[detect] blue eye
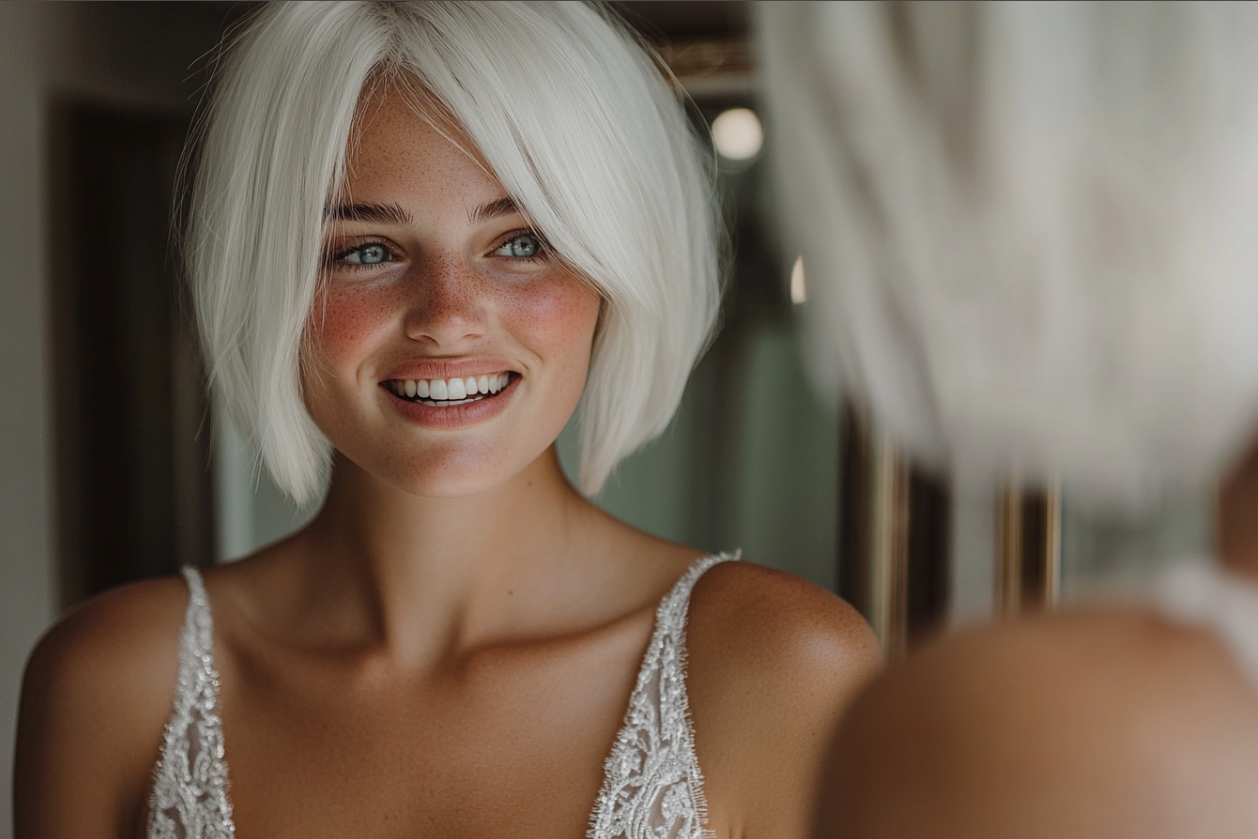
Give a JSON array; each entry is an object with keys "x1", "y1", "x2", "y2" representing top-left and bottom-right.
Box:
[
  {"x1": 342, "y1": 243, "x2": 392, "y2": 265},
  {"x1": 494, "y1": 233, "x2": 544, "y2": 259}
]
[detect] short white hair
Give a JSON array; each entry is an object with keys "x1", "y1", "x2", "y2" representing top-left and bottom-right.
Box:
[{"x1": 189, "y1": 1, "x2": 722, "y2": 505}]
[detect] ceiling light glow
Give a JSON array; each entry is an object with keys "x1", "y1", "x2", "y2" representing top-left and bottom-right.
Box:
[
  {"x1": 790, "y1": 256, "x2": 806, "y2": 304},
  {"x1": 711, "y1": 108, "x2": 764, "y2": 161}
]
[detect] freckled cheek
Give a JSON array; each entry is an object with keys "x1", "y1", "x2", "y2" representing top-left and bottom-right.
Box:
[
  {"x1": 303, "y1": 283, "x2": 408, "y2": 370},
  {"x1": 497, "y1": 279, "x2": 602, "y2": 355}
]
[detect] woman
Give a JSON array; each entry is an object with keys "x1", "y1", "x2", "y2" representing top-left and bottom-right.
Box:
[
  {"x1": 756, "y1": 3, "x2": 1258, "y2": 836},
  {"x1": 14, "y1": 4, "x2": 878, "y2": 838}
]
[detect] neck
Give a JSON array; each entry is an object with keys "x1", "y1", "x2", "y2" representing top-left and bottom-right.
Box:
[
  {"x1": 1216, "y1": 432, "x2": 1258, "y2": 584},
  {"x1": 288, "y1": 445, "x2": 607, "y2": 661}
]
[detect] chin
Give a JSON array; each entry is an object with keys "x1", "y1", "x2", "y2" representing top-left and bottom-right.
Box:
[{"x1": 373, "y1": 446, "x2": 539, "y2": 500}]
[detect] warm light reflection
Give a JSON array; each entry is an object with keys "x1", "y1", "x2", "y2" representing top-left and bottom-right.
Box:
[
  {"x1": 790, "y1": 256, "x2": 806, "y2": 304},
  {"x1": 711, "y1": 107, "x2": 764, "y2": 160}
]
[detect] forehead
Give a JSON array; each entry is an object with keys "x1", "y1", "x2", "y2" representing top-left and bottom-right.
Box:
[{"x1": 342, "y1": 82, "x2": 503, "y2": 211}]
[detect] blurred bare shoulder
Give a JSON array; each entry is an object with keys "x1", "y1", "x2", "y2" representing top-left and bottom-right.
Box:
[
  {"x1": 686, "y1": 559, "x2": 882, "y2": 839},
  {"x1": 823, "y1": 607, "x2": 1258, "y2": 839},
  {"x1": 15, "y1": 574, "x2": 192, "y2": 839}
]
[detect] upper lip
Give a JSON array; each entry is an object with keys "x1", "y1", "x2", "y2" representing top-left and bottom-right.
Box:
[{"x1": 379, "y1": 357, "x2": 518, "y2": 382}]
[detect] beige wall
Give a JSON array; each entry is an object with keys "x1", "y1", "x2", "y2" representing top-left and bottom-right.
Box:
[
  {"x1": 0, "y1": 6, "x2": 61, "y2": 832},
  {"x1": 0, "y1": 5, "x2": 230, "y2": 832}
]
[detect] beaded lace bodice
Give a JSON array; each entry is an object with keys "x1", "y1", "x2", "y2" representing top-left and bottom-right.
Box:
[
  {"x1": 148, "y1": 568, "x2": 234, "y2": 839},
  {"x1": 147, "y1": 553, "x2": 736, "y2": 839}
]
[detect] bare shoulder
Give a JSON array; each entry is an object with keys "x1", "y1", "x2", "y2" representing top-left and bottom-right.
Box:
[
  {"x1": 688, "y1": 560, "x2": 880, "y2": 688},
  {"x1": 826, "y1": 608, "x2": 1258, "y2": 839},
  {"x1": 16, "y1": 574, "x2": 191, "y2": 838},
  {"x1": 685, "y1": 560, "x2": 880, "y2": 839},
  {"x1": 23, "y1": 573, "x2": 190, "y2": 714}
]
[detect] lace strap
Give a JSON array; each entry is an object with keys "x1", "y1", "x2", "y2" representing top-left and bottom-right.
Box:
[
  {"x1": 589, "y1": 551, "x2": 739, "y2": 839},
  {"x1": 180, "y1": 567, "x2": 214, "y2": 671},
  {"x1": 148, "y1": 567, "x2": 236, "y2": 839}
]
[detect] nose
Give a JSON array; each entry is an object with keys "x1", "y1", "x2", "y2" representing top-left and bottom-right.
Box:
[{"x1": 402, "y1": 255, "x2": 488, "y2": 348}]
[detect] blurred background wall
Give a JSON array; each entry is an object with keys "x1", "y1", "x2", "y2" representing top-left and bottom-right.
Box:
[{"x1": 0, "y1": 3, "x2": 252, "y2": 831}]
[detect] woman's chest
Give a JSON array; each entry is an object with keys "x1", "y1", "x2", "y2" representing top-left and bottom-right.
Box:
[
  {"x1": 142, "y1": 562, "x2": 730, "y2": 839},
  {"x1": 203, "y1": 636, "x2": 644, "y2": 838}
]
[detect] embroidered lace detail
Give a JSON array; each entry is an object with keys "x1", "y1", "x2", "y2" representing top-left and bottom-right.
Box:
[
  {"x1": 148, "y1": 554, "x2": 736, "y2": 839},
  {"x1": 589, "y1": 552, "x2": 738, "y2": 839},
  {"x1": 148, "y1": 567, "x2": 236, "y2": 839}
]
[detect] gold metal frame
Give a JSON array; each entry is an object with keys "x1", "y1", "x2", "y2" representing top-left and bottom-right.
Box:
[
  {"x1": 841, "y1": 410, "x2": 1064, "y2": 658},
  {"x1": 868, "y1": 433, "x2": 910, "y2": 656},
  {"x1": 839, "y1": 407, "x2": 949, "y2": 659},
  {"x1": 996, "y1": 483, "x2": 1062, "y2": 615}
]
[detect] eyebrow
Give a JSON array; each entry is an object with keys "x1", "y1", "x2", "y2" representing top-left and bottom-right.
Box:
[
  {"x1": 323, "y1": 202, "x2": 413, "y2": 225},
  {"x1": 323, "y1": 197, "x2": 523, "y2": 227},
  {"x1": 468, "y1": 196, "x2": 522, "y2": 226}
]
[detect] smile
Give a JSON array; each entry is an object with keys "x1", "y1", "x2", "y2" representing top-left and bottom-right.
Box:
[{"x1": 384, "y1": 372, "x2": 515, "y2": 407}]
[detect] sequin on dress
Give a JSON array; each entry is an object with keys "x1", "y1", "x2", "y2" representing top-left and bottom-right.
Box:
[
  {"x1": 148, "y1": 567, "x2": 234, "y2": 839},
  {"x1": 147, "y1": 553, "x2": 737, "y2": 839}
]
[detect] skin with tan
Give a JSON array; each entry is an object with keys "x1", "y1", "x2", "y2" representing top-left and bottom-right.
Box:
[
  {"x1": 14, "y1": 85, "x2": 880, "y2": 839},
  {"x1": 817, "y1": 435, "x2": 1258, "y2": 838}
]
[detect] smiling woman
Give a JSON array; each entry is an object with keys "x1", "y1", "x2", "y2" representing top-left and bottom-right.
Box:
[
  {"x1": 13, "y1": 4, "x2": 878, "y2": 839},
  {"x1": 303, "y1": 93, "x2": 602, "y2": 498}
]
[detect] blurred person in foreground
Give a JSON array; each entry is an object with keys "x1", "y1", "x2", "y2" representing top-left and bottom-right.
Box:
[{"x1": 760, "y1": 3, "x2": 1258, "y2": 837}]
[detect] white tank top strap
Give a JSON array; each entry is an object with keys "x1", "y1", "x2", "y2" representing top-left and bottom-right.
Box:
[
  {"x1": 148, "y1": 566, "x2": 237, "y2": 839},
  {"x1": 588, "y1": 550, "x2": 740, "y2": 839},
  {"x1": 1153, "y1": 559, "x2": 1258, "y2": 688}
]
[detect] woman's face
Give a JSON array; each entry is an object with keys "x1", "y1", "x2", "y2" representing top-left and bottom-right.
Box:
[{"x1": 302, "y1": 85, "x2": 601, "y2": 498}]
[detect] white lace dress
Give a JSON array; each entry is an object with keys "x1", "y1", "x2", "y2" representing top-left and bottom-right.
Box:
[{"x1": 148, "y1": 553, "x2": 737, "y2": 839}]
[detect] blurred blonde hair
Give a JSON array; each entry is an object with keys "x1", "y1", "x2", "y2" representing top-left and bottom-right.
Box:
[{"x1": 760, "y1": 2, "x2": 1258, "y2": 506}]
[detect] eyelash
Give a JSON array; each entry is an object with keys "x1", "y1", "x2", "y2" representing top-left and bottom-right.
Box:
[
  {"x1": 490, "y1": 229, "x2": 551, "y2": 263},
  {"x1": 323, "y1": 230, "x2": 552, "y2": 273},
  {"x1": 326, "y1": 241, "x2": 398, "y2": 273}
]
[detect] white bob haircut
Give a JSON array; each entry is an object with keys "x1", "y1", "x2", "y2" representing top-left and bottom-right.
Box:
[
  {"x1": 760, "y1": 2, "x2": 1258, "y2": 508},
  {"x1": 189, "y1": 1, "x2": 721, "y2": 505}
]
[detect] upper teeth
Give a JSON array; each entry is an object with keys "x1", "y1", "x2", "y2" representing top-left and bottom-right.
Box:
[{"x1": 393, "y1": 373, "x2": 510, "y2": 401}]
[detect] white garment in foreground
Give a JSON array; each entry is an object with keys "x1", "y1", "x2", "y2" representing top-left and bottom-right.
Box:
[
  {"x1": 147, "y1": 555, "x2": 736, "y2": 839},
  {"x1": 1155, "y1": 559, "x2": 1258, "y2": 686}
]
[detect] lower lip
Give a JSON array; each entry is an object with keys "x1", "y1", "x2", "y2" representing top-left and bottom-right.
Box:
[{"x1": 381, "y1": 376, "x2": 519, "y2": 429}]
